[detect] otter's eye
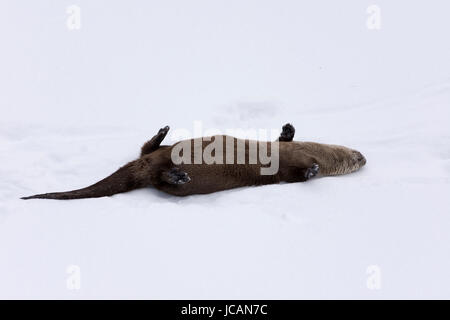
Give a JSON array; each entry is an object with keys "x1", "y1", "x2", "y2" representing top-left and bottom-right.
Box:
[{"x1": 354, "y1": 152, "x2": 366, "y2": 165}]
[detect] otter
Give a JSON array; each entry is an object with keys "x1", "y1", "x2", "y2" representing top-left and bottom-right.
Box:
[{"x1": 21, "y1": 124, "x2": 366, "y2": 200}]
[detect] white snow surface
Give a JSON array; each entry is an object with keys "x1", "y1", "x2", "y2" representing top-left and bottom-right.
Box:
[{"x1": 1, "y1": 1, "x2": 450, "y2": 299}]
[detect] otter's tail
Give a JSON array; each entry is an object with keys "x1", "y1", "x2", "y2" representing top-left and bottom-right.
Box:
[{"x1": 21, "y1": 161, "x2": 145, "y2": 200}]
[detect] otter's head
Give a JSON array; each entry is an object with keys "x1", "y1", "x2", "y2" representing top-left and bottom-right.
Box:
[{"x1": 304, "y1": 143, "x2": 367, "y2": 176}]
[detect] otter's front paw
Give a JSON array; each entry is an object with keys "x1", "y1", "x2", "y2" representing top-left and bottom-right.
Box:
[
  {"x1": 279, "y1": 123, "x2": 295, "y2": 142},
  {"x1": 304, "y1": 163, "x2": 319, "y2": 179}
]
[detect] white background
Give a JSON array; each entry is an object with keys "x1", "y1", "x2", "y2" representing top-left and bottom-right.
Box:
[{"x1": 0, "y1": 0, "x2": 449, "y2": 299}]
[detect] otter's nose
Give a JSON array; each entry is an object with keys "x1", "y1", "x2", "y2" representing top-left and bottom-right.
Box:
[{"x1": 355, "y1": 151, "x2": 366, "y2": 166}]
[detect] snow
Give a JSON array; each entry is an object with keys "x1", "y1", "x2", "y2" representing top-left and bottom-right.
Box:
[{"x1": 1, "y1": 1, "x2": 450, "y2": 299}]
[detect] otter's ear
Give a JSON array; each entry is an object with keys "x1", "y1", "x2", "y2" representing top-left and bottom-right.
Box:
[
  {"x1": 277, "y1": 123, "x2": 295, "y2": 142},
  {"x1": 140, "y1": 126, "x2": 170, "y2": 156}
]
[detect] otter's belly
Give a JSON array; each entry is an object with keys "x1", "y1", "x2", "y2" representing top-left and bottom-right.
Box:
[{"x1": 158, "y1": 164, "x2": 275, "y2": 196}]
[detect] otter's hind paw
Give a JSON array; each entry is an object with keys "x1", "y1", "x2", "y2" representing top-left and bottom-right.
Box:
[
  {"x1": 158, "y1": 125, "x2": 170, "y2": 136},
  {"x1": 163, "y1": 168, "x2": 191, "y2": 185}
]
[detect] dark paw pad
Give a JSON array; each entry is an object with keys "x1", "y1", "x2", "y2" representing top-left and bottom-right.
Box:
[
  {"x1": 279, "y1": 123, "x2": 295, "y2": 142},
  {"x1": 158, "y1": 126, "x2": 170, "y2": 136},
  {"x1": 166, "y1": 168, "x2": 191, "y2": 184},
  {"x1": 304, "y1": 163, "x2": 319, "y2": 179}
]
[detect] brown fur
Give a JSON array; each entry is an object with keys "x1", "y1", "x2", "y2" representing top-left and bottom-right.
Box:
[{"x1": 21, "y1": 125, "x2": 366, "y2": 200}]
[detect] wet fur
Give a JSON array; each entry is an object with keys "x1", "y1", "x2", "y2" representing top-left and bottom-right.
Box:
[{"x1": 21, "y1": 124, "x2": 366, "y2": 199}]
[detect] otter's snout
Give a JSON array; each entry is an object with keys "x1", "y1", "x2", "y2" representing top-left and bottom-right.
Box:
[{"x1": 353, "y1": 151, "x2": 366, "y2": 167}]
